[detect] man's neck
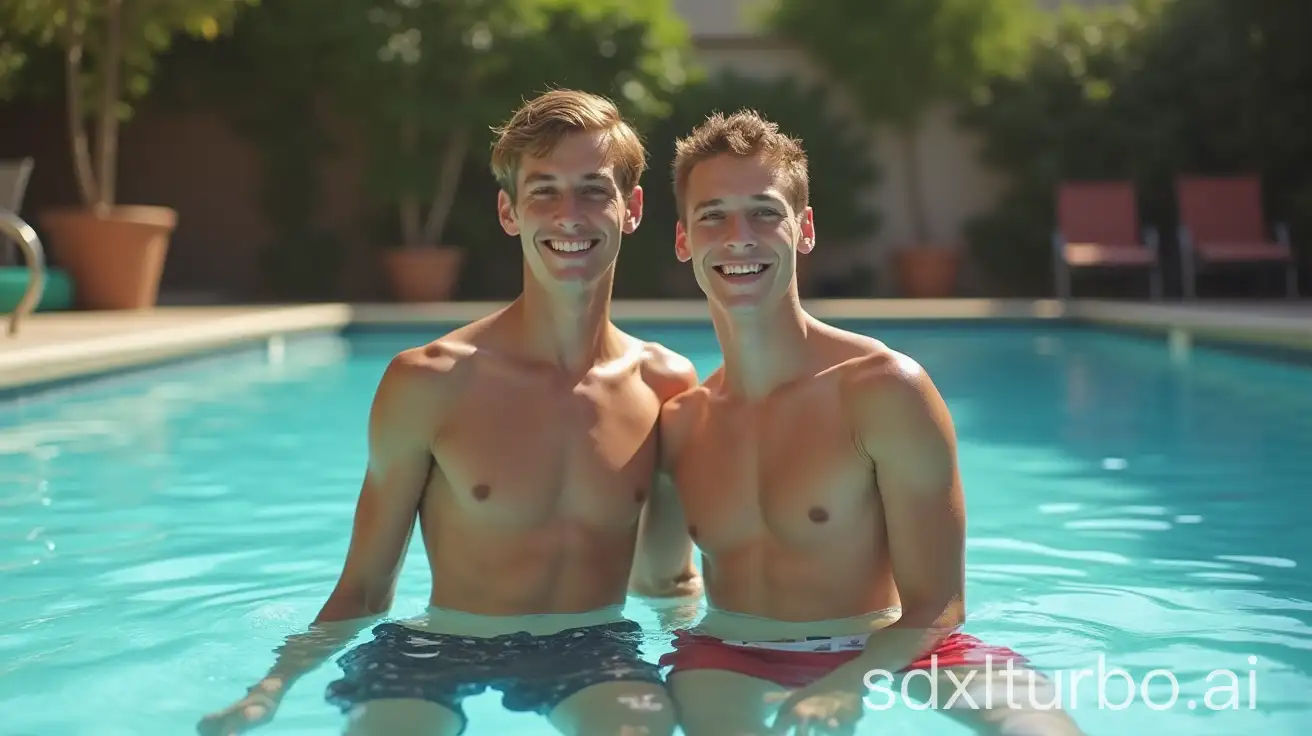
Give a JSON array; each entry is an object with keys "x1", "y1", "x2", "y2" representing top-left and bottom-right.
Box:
[
  {"x1": 514, "y1": 268, "x2": 623, "y2": 374},
  {"x1": 711, "y1": 290, "x2": 814, "y2": 400}
]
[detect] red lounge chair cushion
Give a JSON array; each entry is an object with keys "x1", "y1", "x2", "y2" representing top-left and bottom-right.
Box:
[
  {"x1": 1193, "y1": 240, "x2": 1290, "y2": 262},
  {"x1": 1064, "y1": 242, "x2": 1156, "y2": 266}
]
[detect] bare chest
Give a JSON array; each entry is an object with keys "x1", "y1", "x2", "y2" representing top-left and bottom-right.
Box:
[
  {"x1": 429, "y1": 370, "x2": 662, "y2": 529},
  {"x1": 674, "y1": 390, "x2": 879, "y2": 552}
]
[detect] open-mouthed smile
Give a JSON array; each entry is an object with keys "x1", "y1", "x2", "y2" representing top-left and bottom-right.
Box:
[
  {"x1": 542, "y1": 238, "x2": 600, "y2": 258},
  {"x1": 713, "y1": 262, "x2": 772, "y2": 282}
]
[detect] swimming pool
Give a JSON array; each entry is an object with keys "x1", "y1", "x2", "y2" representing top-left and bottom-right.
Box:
[{"x1": 2, "y1": 320, "x2": 1310, "y2": 735}]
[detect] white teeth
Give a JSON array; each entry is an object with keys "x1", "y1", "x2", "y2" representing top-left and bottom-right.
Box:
[
  {"x1": 548, "y1": 240, "x2": 593, "y2": 253},
  {"x1": 720, "y1": 263, "x2": 764, "y2": 275}
]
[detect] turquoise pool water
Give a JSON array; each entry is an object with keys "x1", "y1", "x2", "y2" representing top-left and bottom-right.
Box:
[{"x1": 2, "y1": 321, "x2": 1310, "y2": 735}]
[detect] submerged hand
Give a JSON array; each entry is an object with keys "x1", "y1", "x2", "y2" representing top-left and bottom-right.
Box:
[
  {"x1": 196, "y1": 685, "x2": 282, "y2": 735},
  {"x1": 770, "y1": 683, "x2": 863, "y2": 736}
]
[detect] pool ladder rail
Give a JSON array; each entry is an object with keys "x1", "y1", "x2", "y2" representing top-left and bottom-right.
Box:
[{"x1": 0, "y1": 207, "x2": 45, "y2": 337}]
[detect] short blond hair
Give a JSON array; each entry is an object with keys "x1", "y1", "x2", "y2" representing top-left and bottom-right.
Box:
[
  {"x1": 672, "y1": 109, "x2": 809, "y2": 221},
  {"x1": 490, "y1": 89, "x2": 647, "y2": 198}
]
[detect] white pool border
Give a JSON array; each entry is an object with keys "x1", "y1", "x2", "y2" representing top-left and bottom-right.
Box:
[{"x1": 2, "y1": 299, "x2": 1310, "y2": 393}]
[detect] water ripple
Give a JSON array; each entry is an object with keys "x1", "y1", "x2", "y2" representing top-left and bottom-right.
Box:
[{"x1": 3, "y1": 328, "x2": 1312, "y2": 734}]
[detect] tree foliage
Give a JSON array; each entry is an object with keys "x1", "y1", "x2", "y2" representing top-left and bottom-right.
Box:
[
  {"x1": 764, "y1": 0, "x2": 1036, "y2": 246},
  {"x1": 960, "y1": 0, "x2": 1312, "y2": 295},
  {"x1": 0, "y1": 0, "x2": 255, "y2": 208},
  {"x1": 324, "y1": 0, "x2": 694, "y2": 250},
  {"x1": 765, "y1": 0, "x2": 1036, "y2": 129}
]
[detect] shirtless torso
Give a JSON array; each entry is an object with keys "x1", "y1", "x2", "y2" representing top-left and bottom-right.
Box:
[
  {"x1": 659, "y1": 325, "x2": 910, "y2": 632},
  {"x1": 660, "y1": 321, "x2": 1086, "y2": 736},
  {"x1": 200, "y1": 89, "x2": 704, "y2": 736},
  {"x1": 358, "y1": 311, "x2": 699, "y2": 620},
  {"x1": 657, "y1": 109, "x2": 1083, "y2": 735},
  {"x1": 302, "y1": 308, "x2": 700, "y2": 736}
]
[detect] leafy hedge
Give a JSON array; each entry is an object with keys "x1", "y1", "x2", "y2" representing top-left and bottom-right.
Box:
[
  {"x1": 2, "y1": 0, "x2": 887, "y2": 300},
  {"x1": 151, "y1": 0, "x2": 696, "y2": 299},
  {"x1": 960, "y1": 0, "x2": 1312, "y2": 296}
]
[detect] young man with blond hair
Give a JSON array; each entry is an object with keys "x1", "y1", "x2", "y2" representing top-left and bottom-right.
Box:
[
  {"x1": 198, "y1": 89, "x2": 701, "y2": 736},
  {"x1": 655, "y1": 109, "x2": 1085, "y2": 735}
]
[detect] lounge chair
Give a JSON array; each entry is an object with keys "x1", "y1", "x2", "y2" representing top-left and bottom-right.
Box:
[
  {"x1": 1052, "y1": 180, "x2": 1162, "y2": 299},
  {"x1": 1176, "y1": 175, "x2": 1299, "y2": 299}
]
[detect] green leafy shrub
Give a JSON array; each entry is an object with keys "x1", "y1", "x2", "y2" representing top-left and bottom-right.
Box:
[
  {"x1": 961, "y1": 0, "x2": 1312, "y2": 295},
  {"x1": 155, "y1": 0, "x2": 695, "y2": 299},
  {"x1": 1, "y1": 0, "x2": 256, "y2": 210},
  {"x1": 764, "y1": 0, "x2": 1034, "y2": 255},
  {"x1": 327, "y1": 0, "x2": 693, "y2": 257}
]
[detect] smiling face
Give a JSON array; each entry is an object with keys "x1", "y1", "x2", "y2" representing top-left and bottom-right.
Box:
[
  {"x1": 675, "y1": 152, "x2": 814, "y2": 312},
  {"x1": 497, "y1": 130, "x2": 643, "y2": 290}
]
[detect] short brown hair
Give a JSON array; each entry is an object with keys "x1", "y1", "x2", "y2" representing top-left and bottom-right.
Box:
[
  {"x1": 490, "y1": 89, "x2": 647, "y2": 198},
  {"x1": 672, "y1": 109, "x2": 809, "y2": 222}
]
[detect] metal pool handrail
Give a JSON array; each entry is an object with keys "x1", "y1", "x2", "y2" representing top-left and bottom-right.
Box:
[{"x1": 1, "y1": 207, "x2": 45, "y2": 337}]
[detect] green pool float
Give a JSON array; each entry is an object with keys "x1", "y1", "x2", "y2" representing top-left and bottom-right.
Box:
[{"x1": 0, "y1": 266, "x2": 74, "y2": 312}]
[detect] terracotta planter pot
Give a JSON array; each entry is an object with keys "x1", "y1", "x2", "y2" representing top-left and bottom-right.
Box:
[
  {"x1": 894, "y1": 248, "x2": 959, "y2": 298},
  {"x1": 39, "y1": 205, "x2": 177, "y2": 310},
  {"x1": 382, "y1": 247, "x2": 464, "y2": 302}
]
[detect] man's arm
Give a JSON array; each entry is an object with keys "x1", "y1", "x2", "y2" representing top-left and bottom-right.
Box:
[
  {"x1": 198, "y1": 348, "x2": 450, "y2": 734},
  {"x1": 630, "y1": 347, "x2": 702, "y2": 600},
  {"x1": 315, "y1": 349, "x2": 445, "y2": 623},
  {"x1": 630, "y1": 464, "x2": 701, "y2": 599},
  {"x1": 811, "y1": 353, "x2": 965, "y2": 689}
]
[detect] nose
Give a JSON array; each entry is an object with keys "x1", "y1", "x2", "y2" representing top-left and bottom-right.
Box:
[
  {"x1": 553, "y1": 194, "x2": 583, "y2": 231},
  {"x1": 724, "y1": 213, "x2": 756, "y2": 251}
]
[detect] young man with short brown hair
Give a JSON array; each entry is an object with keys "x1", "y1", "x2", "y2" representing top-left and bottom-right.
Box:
[
  {"x1": 199, "y1": 89, "x2": 700, "y2": 736},
  {"x1": 656, "y1": 109, "x2": 1084, "y2": 735}
]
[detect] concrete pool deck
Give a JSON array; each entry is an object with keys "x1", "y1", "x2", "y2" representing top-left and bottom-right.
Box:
[{"x1": 2, "y1": 299, "x2": 1311, "y2": 392}]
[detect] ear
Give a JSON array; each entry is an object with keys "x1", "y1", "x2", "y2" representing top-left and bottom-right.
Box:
[
  {"x1": 622, "y1": 185, "x2": 644, "y2": 234},
  {"x1": 674, "y1": 219, "x2": 691, "y2": 263},
  {"x1": 797, "y1": 206, "x2": 816, "y2": 254},
  {"x1": 497, "y1": 189, "x2": 519, "y2": 236}
]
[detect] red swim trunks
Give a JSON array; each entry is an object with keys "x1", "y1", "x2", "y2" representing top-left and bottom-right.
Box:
[{"x1": 658, "y1": 630, "x2": 1027, "y2": 690}]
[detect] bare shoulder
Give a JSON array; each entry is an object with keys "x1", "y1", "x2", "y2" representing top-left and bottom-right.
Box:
[
  {"x1": 638, "y1": 340, "x2": 700, "y2": 403},
  {"x1": 373, "y1": 335, "x2": 477, "y2": 426},
  {"x1": 386, "y1": 337, "x2": 471, "y2": 387},
  {"x1": 835, "y1": 340, "x2": 955, "y2": 463},
  {"x1": 838, "y1": 341, "x2": 932, "y2": 403},
  {"x1": 631, "y1": 342, "x2": 703, "y2": 457}
]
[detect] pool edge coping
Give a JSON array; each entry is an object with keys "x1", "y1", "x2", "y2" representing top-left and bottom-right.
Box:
[{"x1": 3, "y1": 299, "x2": 1310, "y2": 395}]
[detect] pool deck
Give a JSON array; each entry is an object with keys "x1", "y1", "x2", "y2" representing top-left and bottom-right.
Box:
[{"x1": 2, "y1": 299, "x2": 1310, "y2": 391}]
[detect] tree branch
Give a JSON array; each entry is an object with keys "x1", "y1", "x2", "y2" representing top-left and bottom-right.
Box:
[
  {"x1": 63, "y1": 0, "x2": 98, "y2": 208},
  {"x1": 95, "y1": 0, "x2": 124, "y2": 210},
  {"x1": 420, "y1": 126, "x2": 470, "y2": 247}
]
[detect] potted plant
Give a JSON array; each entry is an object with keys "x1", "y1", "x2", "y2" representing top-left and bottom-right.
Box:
[
  {"x1": 336, "y1": 0, "x2": 692, "y2": 302},
  {"x1": 7, "y1": 0, "x2": 252, "y2": 310},
  {"x1": 325, "y1": 0, "x2": 525, "y2": 302},
  {"x1": 767, "y1": 0, "x2": 1034, "y2": 297}
]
